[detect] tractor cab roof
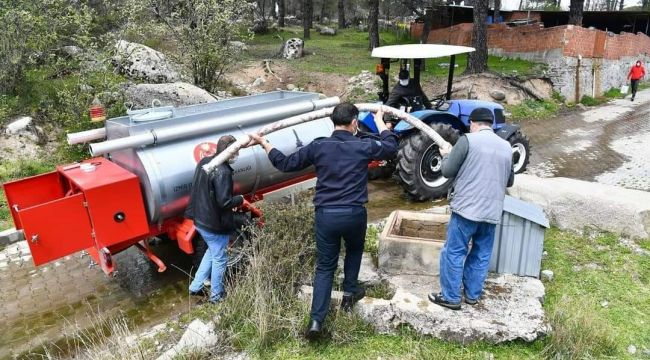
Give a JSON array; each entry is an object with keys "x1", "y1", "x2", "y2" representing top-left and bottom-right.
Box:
[{"x1": 371, "y1": 44, "x2": 475, "y2": 59}]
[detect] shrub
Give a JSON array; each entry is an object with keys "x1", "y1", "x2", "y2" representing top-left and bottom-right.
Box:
[
  {"x1": 124, "y1": 0, "x2": 254, "y2": 93},
  {"x1": 580, "y1": 95, "x2": 601, "y2": 106}
]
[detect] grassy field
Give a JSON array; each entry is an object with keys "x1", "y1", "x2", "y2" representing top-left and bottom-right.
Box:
[
  {"x1": 235, "y1": 228, "x2": 649, "y2": 360},
  {"x1": 247, "y1": 27, "x2": 543, "y2": 79}
]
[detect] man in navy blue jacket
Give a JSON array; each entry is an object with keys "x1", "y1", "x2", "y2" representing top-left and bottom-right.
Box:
[{"x1": 249, "y1": 103, "x2": 398, "y2": 339}]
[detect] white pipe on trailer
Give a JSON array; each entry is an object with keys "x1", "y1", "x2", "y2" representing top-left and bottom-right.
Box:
[
  {"x1": 66, "y1": 128, "x2": 107, "y2": 145},
  {"x1": 203, "y1": 103, "x2": 452, "y2": 173},
  {"x1": 89, "y1": 97, "x2": 341, "y2": 156}
]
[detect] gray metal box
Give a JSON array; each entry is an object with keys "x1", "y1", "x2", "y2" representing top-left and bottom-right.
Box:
[{"x1": 489, "y1": 196, "x2": 549, "y2": 278}]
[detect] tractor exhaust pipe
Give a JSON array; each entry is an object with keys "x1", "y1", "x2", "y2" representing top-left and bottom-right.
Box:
[
  {"x1": 203, "y1": 103, "x2": 452, "y2": 173},
  {"x1": 89, "y1": 97, "x2": 341, "y2": 156}
]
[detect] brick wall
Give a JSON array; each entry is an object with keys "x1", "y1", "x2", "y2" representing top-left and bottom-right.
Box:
[{"x1": 414, "y1": 22, "x2": 650, "y2": 62}]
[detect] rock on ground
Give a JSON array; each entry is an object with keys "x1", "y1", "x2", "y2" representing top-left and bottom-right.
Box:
[
  {"x1": 114, "y1": 40, "x2": 181, "y2": 83},
  {"x1": 123, "y1": 82, "x2": 217, "y2": 109},
  {"x1": 344, "y1": 70, "x2": 381, "y2": 102},
  {"x1": 338, "y1": 252, "x2": 381, "y2": 286},
  {"x1": 1, "y1": 116, "x2": 50, "y2": 161},
  {"x1": 282, "y1": 38, "x2": 304, "y2": 60},
  {"x1": 157, "y1": 319, "x2": 219, "y2": 360},
  {"x1": 424, "y1": 73, "x2": 552, "y2": 105},
  {"x1": 320, "y1": 27, "x2": 337, "y2": 36},
  {"x1": 299, "y1": 273, "x2": 548, "y2": 344},
  {"x1": 508, "y1": 174, "x2": 650, "y2": 239}
]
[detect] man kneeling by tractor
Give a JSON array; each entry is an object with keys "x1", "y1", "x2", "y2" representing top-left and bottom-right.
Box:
[{"x1": 359, "y1": 44, "x2": 531, "y2": 201}]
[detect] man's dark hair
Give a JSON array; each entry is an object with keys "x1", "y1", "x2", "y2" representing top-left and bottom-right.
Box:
[
  {"x1": 468, "y1": 108, "x2": 494, "y2": 125},
  {"x1": 217, "y1": 135, "x2": 237, "y2": 154},
  {"x1": 331, "y1": 103, "x2": 359, "y2": 126},
  {"x1": 399, "y1": 69, "x2": 409, "y2": 80}
]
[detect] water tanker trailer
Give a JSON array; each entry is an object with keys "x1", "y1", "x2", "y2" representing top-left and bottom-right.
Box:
[{"x1": 3, "y1": 91, "x2": 339, "y2": 275}]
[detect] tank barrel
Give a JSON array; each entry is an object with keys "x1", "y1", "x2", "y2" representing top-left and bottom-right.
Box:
[
  {"x1": 89, "y1": 97, "x2": 340, "y2": 156},
  {"x1": 67, "y1": 128, "x2": 107, "y2": 145}
]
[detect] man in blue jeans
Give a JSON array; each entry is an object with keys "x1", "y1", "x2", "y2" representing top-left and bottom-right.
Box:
[
  {"x1": 249, "y1": 103, "x2": 398, "y2": 339},
  {"x1": 185, "y1": 135, "x2": 245, "y2": 304},
  {"x1": 430, "y1": 108, "x2": 514, "y2": 310}
]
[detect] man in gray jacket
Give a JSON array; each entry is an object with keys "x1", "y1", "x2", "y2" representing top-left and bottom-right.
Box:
[{"x1": 429, "y1": 108, "x2": 514, "y2": 310}]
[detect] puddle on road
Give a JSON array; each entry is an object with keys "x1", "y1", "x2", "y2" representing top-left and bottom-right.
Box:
[{"x1": 1, "y1": 177, "x2": 433, "y2": 358}]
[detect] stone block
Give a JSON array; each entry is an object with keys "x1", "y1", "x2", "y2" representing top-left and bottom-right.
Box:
[
  {"x1": 379, "y1": 210, "x2": 449, "y2": 276},
  {"x1": 508, "y1": 174, "x2": 650, "y2": 239}
]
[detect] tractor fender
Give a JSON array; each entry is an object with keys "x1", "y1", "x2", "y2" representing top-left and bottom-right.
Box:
[
  {"x1": 394, "y1": 110, "x2": 467, "y2": 133},
  {"x1": 494, "y1": 124, "x2": 521, "y2": 140}
]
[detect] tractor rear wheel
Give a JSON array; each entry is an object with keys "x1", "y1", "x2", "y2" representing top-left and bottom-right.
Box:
[
  {"x1": 397, "y1": 124, "x2": 460, "y2": 201},
  {"x1": 508, "y1": 131, "x2": 531, "y2": 174}
]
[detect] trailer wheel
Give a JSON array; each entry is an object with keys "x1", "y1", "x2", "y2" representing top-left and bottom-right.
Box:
[
  {"x1": 397, "y1": 123, "x2": 460, "y2": 201},
  {"x1": 191, "y1": 225, "x2": 251, "y2": 273}
]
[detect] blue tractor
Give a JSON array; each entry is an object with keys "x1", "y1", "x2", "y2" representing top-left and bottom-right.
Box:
[{"x1": 359, "y1": 44, "x2": 530, "y2": 201}]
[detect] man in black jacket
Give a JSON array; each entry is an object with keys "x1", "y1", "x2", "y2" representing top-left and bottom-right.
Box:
[
  {"x1": 385, "y1": 69, "x2": 433, "y2": 111},
  {"x1": 249, "y1": 103, "x2": 398, "y2": 339},
  {"x1": 186, "y1": 135, "x2": 244, "y2": 304}
]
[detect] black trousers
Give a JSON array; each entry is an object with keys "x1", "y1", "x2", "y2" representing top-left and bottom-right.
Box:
[
  {"x1": 631, "y1": 79, "x2": 639, "y2": 97},
  {"x1": 310, "y1": 206, "x2": 367, "y2": 322}
]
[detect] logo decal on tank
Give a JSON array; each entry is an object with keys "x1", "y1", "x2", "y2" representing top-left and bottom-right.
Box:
[{"x1": 193, "y1": 142, "x2": 217, "y2": 162}]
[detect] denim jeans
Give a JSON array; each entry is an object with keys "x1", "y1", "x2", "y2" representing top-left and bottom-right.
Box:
[
  {"x1": 189, "y1": 226, "x2": 229, "y2": 302},
  {"x1": 439, "y1": 212, "x2": 496, "y2": 304},
  {"x1": 311, "y1": 206, "x2": 367, "y2": 323}
]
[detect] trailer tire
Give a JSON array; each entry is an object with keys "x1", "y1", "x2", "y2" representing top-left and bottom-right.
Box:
[
  {"x1": 397, "y1": 123, "x2": 460, "y2": 201},
  {"x1": 191, "y1": 221, "x2": 251, "y2": 275}
]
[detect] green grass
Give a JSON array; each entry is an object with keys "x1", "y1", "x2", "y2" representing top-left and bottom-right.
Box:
[
  {"x1": 507, "y1": 99, "x2": 561, "y2": 120},
  {"x1": 245, "y1": 228, "x2": 649, "y2": 359},
  {"x1": 603, "y1": 87, "x2": 623, "y2": 99},
  {"x1": 247, "y1": 27, "x2": 541, "y2": 79}
]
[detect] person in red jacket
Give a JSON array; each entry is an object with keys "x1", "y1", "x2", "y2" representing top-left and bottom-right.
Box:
[{"x1": 627, "y1": 60, "x2": 646, "y2": 101}]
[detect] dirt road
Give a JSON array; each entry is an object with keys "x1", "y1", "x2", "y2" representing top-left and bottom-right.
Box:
[{"x1": 522, "y1": 89, "x2": 650, "y2": 191}]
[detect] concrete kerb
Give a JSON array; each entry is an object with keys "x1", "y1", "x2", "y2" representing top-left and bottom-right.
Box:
[{"x1": 508, "y1": 174, "x2": 650, "y2": 239}]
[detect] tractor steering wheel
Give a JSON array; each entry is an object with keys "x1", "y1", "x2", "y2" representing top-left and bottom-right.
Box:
[{"x1": 432, "y1": 96, "x2": 446, "y2": 110}]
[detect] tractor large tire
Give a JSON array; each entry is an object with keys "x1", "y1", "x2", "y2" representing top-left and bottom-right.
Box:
[
  {"x1": 508, "y1": 130, "x2": 531, "y2": 174},
  {"x1": 397, "y1": 124, "x2": 461, "y2": 201}
]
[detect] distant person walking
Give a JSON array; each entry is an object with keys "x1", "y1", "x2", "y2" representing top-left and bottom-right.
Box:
[{"x1": 627, "y1": 60, "x2": 646, "y2": 101}]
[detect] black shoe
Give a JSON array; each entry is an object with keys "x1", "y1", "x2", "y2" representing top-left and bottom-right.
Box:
[
  {"x1": 632, "y1": 96, "x2": 635, "y2": 101},
  {"x1": 305, "y1": 319, "x2": 322, "y2": 340},
  {"x1": 428, "y1": 292, "x2": 461, "y2": 310},
  {"x1": 341, "y1": 287, "x2": 366, "y2": 312},
  {"x1": 464, "y1": 296, "x2": 479, "y2": 306},
  {"x1": 189, "y1": 288, "x2": 208, "y2": 297}
]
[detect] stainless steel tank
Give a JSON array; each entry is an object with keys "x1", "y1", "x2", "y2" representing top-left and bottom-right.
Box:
[{"x1": 102, "y1": 91, "x2": 335, "y2": 223}]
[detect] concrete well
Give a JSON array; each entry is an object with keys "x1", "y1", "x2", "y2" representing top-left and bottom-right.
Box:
[{"x1": 378, "y1": 210, "x2": 450, "y2": 276}]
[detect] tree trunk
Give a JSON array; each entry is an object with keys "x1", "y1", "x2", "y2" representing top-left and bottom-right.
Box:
[
  {"x1": 568, "y1": 0, "x2": 585, "y2": 26},
  {"x1": 494, "y1": 0, "x2": 501, "y2": 23},
  {"x1": 465, "y1": 0, "x2": 488, "y2": 74},
  {"x1": 368, "y1": 0, "x2": 380, "y2": 49},
  {"x1": 320, "y1": 0, "x2": 327, "y2": 23},
  {"x1": 303, "y1": 0, "x2": 312, "y2": 38},
  {"x1": 338, "y1": 0, "x2": 346, "y2": 28},
  {"x1": 619, "y1": 0, "x2": 624, "y2": 10},
  {"x1": 419, "y1": 7, "x2": 433, "y2": 43},
  {"x1": 279, "y1": 0, "x2": 285, "y2": 27}
]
